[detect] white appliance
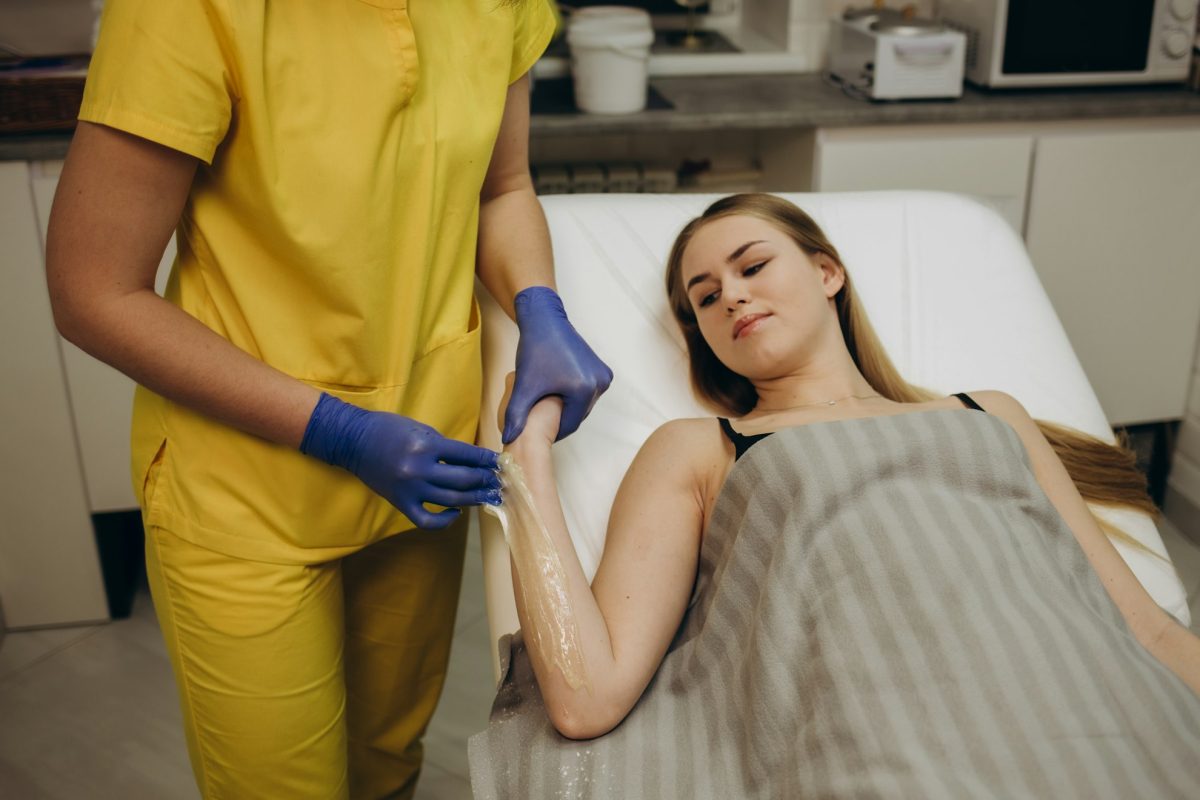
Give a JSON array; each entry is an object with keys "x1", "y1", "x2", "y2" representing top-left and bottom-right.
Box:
[
  {"x1": 938, "y1": 0, "x2": 1196, "y2": 88},
  {"x1": 829, "y1": 13, "x2": 968, "y2": 100},
  {"x1": 533, "y1": 0, "x2": 835, "y2": 78}
]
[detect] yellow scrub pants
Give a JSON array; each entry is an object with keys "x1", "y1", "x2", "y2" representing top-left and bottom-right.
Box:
[{"x1": 144, "y1": 519, "x2": 467, "y2": 799}]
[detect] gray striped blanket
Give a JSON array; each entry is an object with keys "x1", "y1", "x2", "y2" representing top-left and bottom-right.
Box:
[{"x1": 468, "y1": 408, "x2": 1200, "y2": 798}]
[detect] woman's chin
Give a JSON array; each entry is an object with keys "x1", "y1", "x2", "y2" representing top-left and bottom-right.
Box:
[
  {"x1": 723, "y1": 348, "x2": 791, "y2": 381},
  {"x1": 725, "y1": 363, "x2": 781, "y2": 383}
]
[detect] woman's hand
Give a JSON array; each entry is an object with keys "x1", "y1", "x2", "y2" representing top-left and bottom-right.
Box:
[{"x1": 499, "y1": 371, "x2": 563, "y2": 448}]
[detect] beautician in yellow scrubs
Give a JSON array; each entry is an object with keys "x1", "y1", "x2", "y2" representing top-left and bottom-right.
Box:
[{"x1": 44, "y1": 1, "x2": 610, "y2": 797}]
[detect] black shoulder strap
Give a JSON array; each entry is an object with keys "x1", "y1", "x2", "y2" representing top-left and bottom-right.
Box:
[
  {"x1": 716, "y1": 417, "x2": 740, "y2": 443},
  {"x1": 717, "y1": 417, "x2": 771, "y2": 461},
  {"x1": 954, "y1": 392, "x2": 986, "y2": 412}
]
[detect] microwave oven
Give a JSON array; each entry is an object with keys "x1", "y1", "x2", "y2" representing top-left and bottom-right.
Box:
[{"x1": 937, "y1": 0, "x2": 1196, "y2": 88}]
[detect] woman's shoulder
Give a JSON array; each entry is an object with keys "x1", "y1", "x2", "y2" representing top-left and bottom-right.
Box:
[
  {"x1": 956, "y1": 390, "x2": 1040, "y2": 444},
  {"x1": 636, "y1": 417, "x2": 734, "y2": 484},
  {"x1": 613, "y1": 418, "x2": 728, "y2": 520},
  {"x1": 636, "y1": 418, "x2": 738, "y2": 524},
  {"x1": 644, "y1": 416, "x2": 729, "y2": 455},
  {"x1": 958, "y1": 389, "x2": 1030, "y2": 419}
]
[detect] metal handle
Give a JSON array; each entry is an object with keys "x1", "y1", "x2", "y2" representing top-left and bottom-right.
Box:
[{"x1": 893, "y1": 42, "x2": 954, "y2": 66}]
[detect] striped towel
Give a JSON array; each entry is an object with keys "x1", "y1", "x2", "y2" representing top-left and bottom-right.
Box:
[{"x1": 469, "y1": 409, "x2": 1200, "y2": 798}]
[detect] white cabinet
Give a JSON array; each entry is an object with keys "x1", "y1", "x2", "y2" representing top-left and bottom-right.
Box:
[
  {"x1": 0, "y1": 157, "x2": 176, "y2": 628},
  {"x1": 759, "y1": 125, "x2": 1035, "y2": 233},
  {"x1": 28, "y1": 162, "x2": 175, "y2": 512},
  {"x1": 812, "y1": 126, "x2": 1034, "y2": 234},
  {"x1": 777, "y1": 117, "x2": 1200, "y2": 426},
  {"x1": 1024, "y1": 125, "x2": 1200, "y2": 426},
  {"x1": 0, "y1": 160, "x2": 108, "y2": 629}
]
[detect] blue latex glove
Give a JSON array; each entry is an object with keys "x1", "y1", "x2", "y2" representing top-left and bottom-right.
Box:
[
  {"x1": 300, "y1": 393, "x2": 501, "y2": 530},
  {"x1": 503, "y1": 286, "x2": 613, "y2": 444}
]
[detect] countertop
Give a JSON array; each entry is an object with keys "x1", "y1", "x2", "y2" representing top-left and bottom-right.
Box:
[
  {"x1": 5, "y1": 72, "x2": 1200, "y2": 161},
  {"x1": 530, "y1": 73, "x2": 1200, "y2": 135}
]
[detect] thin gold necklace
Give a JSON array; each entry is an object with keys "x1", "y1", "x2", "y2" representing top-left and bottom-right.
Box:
[{"x1": 757, "y1": 392, "x2": 883, "y2": 413}]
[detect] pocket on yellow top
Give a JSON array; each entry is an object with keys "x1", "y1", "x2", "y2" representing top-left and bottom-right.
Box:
[
  {"x1": 136, "y1": 301, "x2": 484, "y2": 565},
  {"x1": 140, "y1": 438, "x2": 169, "y2": 518}
]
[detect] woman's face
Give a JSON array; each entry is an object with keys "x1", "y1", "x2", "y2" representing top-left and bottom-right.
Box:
[{"x1": 679, "y1": 214, "x2": 844, "y2": 380}]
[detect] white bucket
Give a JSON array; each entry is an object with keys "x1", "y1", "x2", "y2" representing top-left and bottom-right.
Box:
[{"x1": 566, "y1": 7, "x2": 654, "y2": 115}]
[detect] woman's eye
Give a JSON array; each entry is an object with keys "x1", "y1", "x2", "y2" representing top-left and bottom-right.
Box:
[
  {"x1": 698, "y1": 291, "x2": 718, "y2": 308},
  {"x1": 744, "y1": 261, "x2": 766, "y2": 276}
]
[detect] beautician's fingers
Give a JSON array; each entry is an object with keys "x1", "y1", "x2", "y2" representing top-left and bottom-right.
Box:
[
  {"x1": 434, "y1": 438, "x2": 501, "y2": 470},
  {"x1": 555, "y1": 394, "x2": 597, "y2": 442},
  {"x1": 497, "y1": 371, "x2": 517, "y2": 436},
  {"x1": 402, "y1": 500, "x2": 462, "y2": 530},
  {"x1": 502, "y1": 377, "x2": 542, "y2": 444},
  {"x1": 427, "y1": 462, "x2": 502, "y2": 492},
  {"x1": 301, "y1": 396, "x2": 496, "y2": 524},
  {"x1": 420, "y1": 484, "x2": 502, "y2": 511},
  {"x1": 505, "y1": 285, "x2": 613, "y2": 444},
  {"x1": 505, "y1": 387, "x2": 567, "y2": 445}
]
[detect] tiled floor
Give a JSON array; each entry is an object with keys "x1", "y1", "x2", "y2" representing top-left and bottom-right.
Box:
[
  {"x1": 0, "y1": 518, "x2": 495, "y2": 800},
  {"x1": 1, "y1": 515, "x2": 1199, "y2": 799}
]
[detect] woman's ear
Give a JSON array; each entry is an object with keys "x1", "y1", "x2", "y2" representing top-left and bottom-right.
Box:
[{"x1": 816, "y1": 255, "x2": 846, "y2": 298}]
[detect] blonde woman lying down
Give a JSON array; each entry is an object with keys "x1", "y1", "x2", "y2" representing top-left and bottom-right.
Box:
[{"x1": 468, "y1": 194, "x2": 1200, "y2": 799}]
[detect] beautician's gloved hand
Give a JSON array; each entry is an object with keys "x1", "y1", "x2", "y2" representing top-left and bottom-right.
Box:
[
  {"x1": 503, "y1": 286, "x2": 613, "y2": 444},
  {"x1": 301, "y1": 393, "x2": 501, "y2": 530}
]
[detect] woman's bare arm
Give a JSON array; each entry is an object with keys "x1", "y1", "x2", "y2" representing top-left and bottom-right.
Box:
[
  {"x1": 504, "y1": 398, "x2": 717, "y2": 738},
  {"x1": 975, "y1": 390, "x2": 1200, "y2": 695},
  {"x1": 46, "y1": 121, "x2": 319, "y2": 446}
]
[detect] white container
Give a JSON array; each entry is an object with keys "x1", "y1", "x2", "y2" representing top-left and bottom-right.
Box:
[{"x1": 566, "y1": 7, "x2": 654, "y2": 115}]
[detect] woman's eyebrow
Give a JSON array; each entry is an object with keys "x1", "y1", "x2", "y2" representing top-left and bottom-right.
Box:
[
  {"x1": 726, "y1": 239, "x2": 766, "y2": 263},
  {"x1": 685, "y1": 240, "x2": 767, "y2": 291}
]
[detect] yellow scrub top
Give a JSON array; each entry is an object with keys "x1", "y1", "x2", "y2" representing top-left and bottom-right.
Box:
[{"x1": 79, "y1": 0, "x2": 556, "y2": 563}]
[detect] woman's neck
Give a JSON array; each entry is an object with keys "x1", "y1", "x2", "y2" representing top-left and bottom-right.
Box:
[{"x1": 747, "y1": 354, "x2": 879, "y2": 419}]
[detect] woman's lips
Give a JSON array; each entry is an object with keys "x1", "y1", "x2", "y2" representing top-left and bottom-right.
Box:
[{"x1": 733, "y1": 313, "x2": 769, "y2": 339}]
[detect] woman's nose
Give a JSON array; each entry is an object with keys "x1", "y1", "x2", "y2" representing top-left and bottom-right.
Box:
[{"x1": 725, "y1": 295, "x2": 749, "y2": 314}]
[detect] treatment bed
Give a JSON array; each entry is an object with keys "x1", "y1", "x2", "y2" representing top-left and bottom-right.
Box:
[
  {"x1": 473, "y1": 190, "x2": 1191, "y2": 681},
  {"x1": 465, "y1": 191, "x2": 1200, "y2": 798}
]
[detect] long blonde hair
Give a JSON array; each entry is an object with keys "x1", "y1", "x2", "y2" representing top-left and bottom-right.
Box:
[{"x1": 664, "y1": 194, "x2": 1157, "y2": 548}]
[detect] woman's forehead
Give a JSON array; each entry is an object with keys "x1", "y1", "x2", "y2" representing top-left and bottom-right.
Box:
[{"x1": 682, "y1": 216, "x2": 785, "y2": 276}]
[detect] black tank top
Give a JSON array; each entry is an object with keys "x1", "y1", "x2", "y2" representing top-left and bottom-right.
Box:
[{"x1": 718, "y1": 392, "x2": 987, "y2": 461}]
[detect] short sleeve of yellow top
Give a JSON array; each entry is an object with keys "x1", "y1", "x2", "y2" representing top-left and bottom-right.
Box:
[{"x1": 79, "y1": 0, "x2": 556, "y2": 564}]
